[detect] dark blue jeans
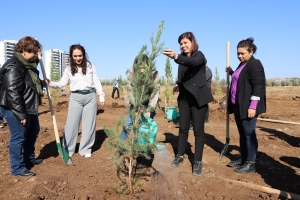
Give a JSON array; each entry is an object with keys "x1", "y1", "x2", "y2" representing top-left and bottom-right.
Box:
[
  {"x1": 0, "y1": 110, "x2": 3, "y2": 123},
  {"x1": 0, "y1": 106, "x2": 40, "y2": 174},
  {"x1": 233, "y1": 104, "x2": 258, "y2": 162}
]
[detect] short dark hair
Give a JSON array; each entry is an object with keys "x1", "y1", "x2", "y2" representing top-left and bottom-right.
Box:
[
  {"x1": 237, "y1": 37, "x2": 257, "y2": 54},
  {"x1": 14, "y1": 36, "x2": 42, "y2": 53},
  {"x1": 178, "y1": 32, "x2": 199, "y2": 54}
]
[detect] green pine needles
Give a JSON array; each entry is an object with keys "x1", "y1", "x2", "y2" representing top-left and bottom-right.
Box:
[{"x1": 105, "y1": 21, "x2": 165, "y2": 195}]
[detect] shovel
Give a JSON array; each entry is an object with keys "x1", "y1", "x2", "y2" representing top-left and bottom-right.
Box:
[
  {"x1": 219, "y1": 41, "x2": 230, "y2": 160},
  {"x1": 38, "y1": 54, "x2": 72, "y2": 165}
]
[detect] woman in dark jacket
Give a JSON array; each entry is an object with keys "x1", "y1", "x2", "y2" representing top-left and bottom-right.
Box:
[
  {"x1": 226, "y1": 37, "x2": 266, "y2": 174},
  {"x1": 163, "y1": 32, "x2": 214, "y2": 176},
  {"x1": 0, "y1": 36, "x2": 44, "y2": 176}
]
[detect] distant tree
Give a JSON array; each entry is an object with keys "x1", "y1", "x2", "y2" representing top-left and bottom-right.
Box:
[
  {"x1": 266, "y1": 79, "x2": 271, "y2": 86},
  {"x1": 213, "y1": 67, "x2": 222, "y2": 104},
  {"x1": 281, "y1": 79, "x2": 290, "y2": 86},
  {"x1": 50, "y1": 56, "x2": 60, "y2": 81},
  {"x1": 159, "y1": 76, "x2": 165, "y2": 86},
  {"x1": 49, "y1": 56, "x2": 60, "y2": 104},
  {"x1": 271, "y1": 80, "x2": 279, "y2": 87},
  {"x1": 163, "y1": 58, "x2": 173, "y2": 107},
  {"x1": 292, "y1": 78, "x2": 299, "y2": 86}
]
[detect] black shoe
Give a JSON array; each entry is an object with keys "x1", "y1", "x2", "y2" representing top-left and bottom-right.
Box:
[
  {"x1": 14, "y1": 169, "x2": 36, "y2": 177},
  {"x1": 234, "y1": 161, "x2": 256, "y2": 174},
  {"x1": 171, "y1": 154, "x2": 184, "y2": 168},
  {"x1": 192, "y1": 161, "x2": 202, "y2": 176},
  {"x1": 26, "y1": 159, "x2": 44, "y2": 168},
  {"x1": 227, "y1": 158, "x2": 245, "y2": 168},
  {"x1": 33, "y1": 159, "x2": 44, "y2": 166}
]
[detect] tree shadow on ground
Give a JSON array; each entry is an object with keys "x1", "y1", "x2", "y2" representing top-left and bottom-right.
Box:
[
  {"x1": 280, "y1": 156, "x2": 300, "y2": 168},
  {"x1": 205, "y1": 131, "x2": 300, "y2": 194},
  {"x1": 97, "y1": 109, "x2": 105, "y2": 115},
  {"x1": 38, "y1": 139, "x2": 59, "y2": 159},
  {"x1": 92, "y1": 129, "x2": 107, "y2": 152},
  {"x1": 161, "y1": 132, "x2": 194, "y2": 164},
  {"x1": 204, "y1": 132, "x2": 240, "y2": 161},
  {"x1": 256, "y1": 152, "x2": 300, "y2": 194},
  {"x1": 257, "y1": 126, "x2": 300, "y2": 147},
  {"x1": 38, "y1": 129, "x2": 107, "y2": 159}
]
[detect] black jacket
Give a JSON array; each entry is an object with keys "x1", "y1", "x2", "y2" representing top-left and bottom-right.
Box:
[
  {"x1": 228, "y1": 56, "x2": 266, "y2": 119},
  {"x1": 176, "y1": 51, "x2": 214, "y2": 107},
  {"x1": 206, "y1": 66, "x2": 212, "y2": 89},
  {"x1": 0, "y1": 56, "x2": 42, "y2": 120}
]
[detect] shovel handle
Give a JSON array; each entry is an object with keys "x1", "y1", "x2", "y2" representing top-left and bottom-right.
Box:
[
  {"x1": 38, "y1": 54, "x2": 61, "y2": 144},
  {"x1": 226, "y1": 42, "x2": 230, "y2": 139}
]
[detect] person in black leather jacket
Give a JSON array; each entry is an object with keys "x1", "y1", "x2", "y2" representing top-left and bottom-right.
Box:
[{"x1": 0, "y1": 36, "x2": 44, "y2": 177}]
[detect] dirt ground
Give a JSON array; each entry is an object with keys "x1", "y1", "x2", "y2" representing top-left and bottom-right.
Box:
[{"x1": 0, "y1": 86, "x2": 299, "y2": 200}]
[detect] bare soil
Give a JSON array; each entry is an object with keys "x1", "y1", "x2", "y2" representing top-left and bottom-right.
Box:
[{"x1": 0, "y1": 86, "x2": 299, "y2": 200}]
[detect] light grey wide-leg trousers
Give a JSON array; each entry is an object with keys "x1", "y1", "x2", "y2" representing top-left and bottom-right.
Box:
[{"x1": 62, "y1": 92, "x2": 98, "y2": 156}]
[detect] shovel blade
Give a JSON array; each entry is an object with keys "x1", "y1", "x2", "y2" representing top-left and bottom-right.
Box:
[
  {"x1": 56, "y1": 143, "x2": 72, "y2": 165},
  {"x1": 219, "y1": 138, "x2": 230, "y2": 160}
]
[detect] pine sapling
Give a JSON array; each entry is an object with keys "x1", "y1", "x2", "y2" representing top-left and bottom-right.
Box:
[{"x1": 105, "y1": 21, "x2": 165, "y2": 194}]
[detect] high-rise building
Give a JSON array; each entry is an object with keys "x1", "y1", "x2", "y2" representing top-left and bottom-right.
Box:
[
  {"x1": 44, "y1": 49, "x2": 69, "y2": 80},
  {"x1": 0, "y1": 40, "x2": 18, "y2": 68}
]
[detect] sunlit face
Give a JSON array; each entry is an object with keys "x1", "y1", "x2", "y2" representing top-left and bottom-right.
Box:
[
  {"x1": 237, "y1": 47, "x2": 253, "y2": 63},
  {"x1": 72, "y1": 48, "x2": 83, "y2": 66},
  {"x1": 22, "y1": 50, "x2": 37, "y2": 62},
  {"x1": 180, "y1": 38, "x2": 193, "y2": 56}
]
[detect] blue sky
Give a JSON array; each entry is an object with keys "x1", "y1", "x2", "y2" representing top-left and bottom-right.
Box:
[{"x1": 1, "y1": 0, "x2": 299, "y2": 80}]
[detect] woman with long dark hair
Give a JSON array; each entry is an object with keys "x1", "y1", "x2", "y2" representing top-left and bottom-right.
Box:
[
  {"x1": 0, "y1": 36, "x2": 44, "y2": 176},
  {"x1": 47, "y1": 44, "x2": 105, "y2": 158},
  {"x1": 163, "y1": 32, "x2": 214, "y2": 176}
]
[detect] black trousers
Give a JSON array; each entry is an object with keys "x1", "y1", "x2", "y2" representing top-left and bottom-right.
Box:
[
  {"x1": 111, "y1": 87, "x2": 120, "y2": 98},
  {"x1": 178, "y1": 92, "x2": 207, "y2": 161}
]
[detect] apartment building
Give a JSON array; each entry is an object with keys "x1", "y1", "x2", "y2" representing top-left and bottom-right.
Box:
[
  {"x1": 44, "y1": 49, "x2": 69, "y2": 79},
  {"x1": 0, "y1": 40, "x2": 18, "y2": 68}
]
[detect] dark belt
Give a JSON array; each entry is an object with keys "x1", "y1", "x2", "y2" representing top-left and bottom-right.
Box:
[{"x1": 72, "y1": 88, "x2": 96, "y2": 95}]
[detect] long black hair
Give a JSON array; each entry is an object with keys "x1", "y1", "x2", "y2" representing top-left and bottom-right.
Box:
[{"x1": 69, "y1": 44, "x2": 91, "y2": 76}]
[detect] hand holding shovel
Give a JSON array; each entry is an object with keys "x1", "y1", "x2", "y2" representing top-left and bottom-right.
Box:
[{"x1": 38, "y1": 52, "x2": 72, "y2": 165}]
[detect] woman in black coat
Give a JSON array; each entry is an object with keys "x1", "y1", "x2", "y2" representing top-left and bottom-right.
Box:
[
  {"x1": 226, "y1": 37, "x2": 266, "y2": 174},
  {"x1": 163, "y1": 32, "x2": 214, "y2": 176}
]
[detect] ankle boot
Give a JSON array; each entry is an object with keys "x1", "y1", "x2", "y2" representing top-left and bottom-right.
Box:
[
  {"x1": 227, "y1": 158, "x2": 245, "y2": 168},
  {"x1": 234, "y1": 160, "x2": 256, "y2": 174}
]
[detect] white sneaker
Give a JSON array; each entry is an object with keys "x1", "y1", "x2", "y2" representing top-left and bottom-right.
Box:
[
  {"x1": 84, "y1": 153, "x2": 92, "y2": 158},
  {"x1": 69, "y1": 153, "x2": 74, "y2": 157}
]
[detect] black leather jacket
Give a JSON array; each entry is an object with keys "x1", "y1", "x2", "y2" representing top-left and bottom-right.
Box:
[{"x1": 0, "y1": 56, "x2": 42, "y2": 121}]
